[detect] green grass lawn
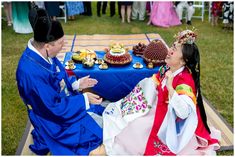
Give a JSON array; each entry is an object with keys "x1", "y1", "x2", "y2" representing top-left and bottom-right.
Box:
[{"x1": 1, "y1": 2, "x2": 233, "y2": 155}]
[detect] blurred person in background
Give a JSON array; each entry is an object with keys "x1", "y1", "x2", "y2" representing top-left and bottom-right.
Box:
[
  {"x1": 147, "y1": 1, "x2": 181, "y2": 27},
  {"x1": 222, "y1": 1, "x2": 234, "y2": 30},
  {"x1": 12, "y1": 1, "x2": 33, "y2": 33},
  {"x1": 131, "y1": 1, "x2": 146, "y2": 21},
  {"x1": 33, "y1": 1, "x2": 45, "y2": 9},
  {"x1": 119, "y1": 1, "x2": 133, "y2": 23},
  {"x1": 3, "y1": 2, "x2": 12, "y2": 26},
  {"x1": 66, "y1": 1, "x2": 84, "y2": 20},
  {"x1": 97, "y1": 1, "x2": 107, "y2": 17},
  {"x1": 175, "y1": 1, "x2": 195, "y2": 25},
  {"x1": 45, "y1": 1, "x2": 60, "y2": 20},
  {"x1": 83, "y1": 1, "x2": 92, "y2": 16},
  {"x1": 211, "y1": 2, "x2": 223, "y2": 26}
]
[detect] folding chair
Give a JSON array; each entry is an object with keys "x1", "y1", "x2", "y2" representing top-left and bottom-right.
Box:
[
  {"x1": 192, "y1": 1, "x2": 205, "y2": 21},
  {"x1": 1, "y1": 4, "x2": 6, "y2": 21},
  {"x1": 57, "y1": 4, "x2": 67, "y2": 23}
]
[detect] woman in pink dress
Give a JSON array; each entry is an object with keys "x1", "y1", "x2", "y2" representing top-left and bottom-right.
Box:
[{"x1": 147, "y1": 2, "x2": 181, "y2": 27}]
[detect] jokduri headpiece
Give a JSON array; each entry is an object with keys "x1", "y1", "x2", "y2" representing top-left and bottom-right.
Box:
[
  {"x1": 28, "y1": 7, "x2": 64, "y2": 43},
  {"x1": 174, "y1": 29, "x2": 197, "y2": 44}
]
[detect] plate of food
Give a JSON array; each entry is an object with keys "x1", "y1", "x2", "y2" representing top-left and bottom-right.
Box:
[
  {"x1": 104, "y1": 43, "x2": 132, "y2": 66},
  {"x1": 133, "y1": 62, "x2": 143, "y2": 69},
  {"x1": 65, "y1": 65, "x2": 76, "y2": 70},
  {"x1": 72, "y1": 49, "x2": 97, "y2": 63},
  {"x1": 82, "y1": 57, "x2": 95, "y2": 68},
  {"x1": 65, "y1": 60, "x2": 74, "y2": 66},
  {"x1": 99, "y1": 63, "x2": 108, "y2": 70}
]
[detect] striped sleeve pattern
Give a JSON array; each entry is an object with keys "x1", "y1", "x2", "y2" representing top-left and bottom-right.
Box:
[{"x1": 175, "y1": 84, "x2": 197, "y2": 105}]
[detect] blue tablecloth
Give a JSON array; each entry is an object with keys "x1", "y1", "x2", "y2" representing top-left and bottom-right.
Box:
[{"x1": 63, "y1": 51, "x2": 160, "y2": 102}]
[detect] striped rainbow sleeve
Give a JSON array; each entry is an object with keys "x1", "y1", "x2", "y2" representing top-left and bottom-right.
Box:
[{"x1": 175, "y1": 84, "x2": 197, "y2": 105}]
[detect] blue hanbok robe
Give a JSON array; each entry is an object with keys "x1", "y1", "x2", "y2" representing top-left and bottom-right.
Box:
[{"x1": 16, "y1": 45, "x2": 104, "y2": 155}]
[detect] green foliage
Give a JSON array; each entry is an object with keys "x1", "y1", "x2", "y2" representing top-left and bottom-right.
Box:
[
  {"x1": 1, "y1": 2, "x2": 233, "y2": 155},
  {"x1": 217, "y1": 150, "x2": 234, "y2": 156}
]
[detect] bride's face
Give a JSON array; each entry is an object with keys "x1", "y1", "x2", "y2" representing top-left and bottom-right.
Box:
[{"x1": 165, "y1": 42, "x2": 184, "y2": 68}]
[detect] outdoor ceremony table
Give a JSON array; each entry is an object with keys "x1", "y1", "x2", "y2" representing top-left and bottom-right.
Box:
[{"x1": 63, "y1": 51, "x2": 160, "y2": 102}]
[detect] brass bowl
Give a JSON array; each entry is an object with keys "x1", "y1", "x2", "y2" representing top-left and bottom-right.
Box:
[
  {"x1": 147, "y1": 62, "x2": 154, "y2": 69},
  {"x1": 99, "y1": 63, "x2": 108, "y2": 70},
  {"x1": 82, "y1": 58, "x2": 95, "y2": 68}
]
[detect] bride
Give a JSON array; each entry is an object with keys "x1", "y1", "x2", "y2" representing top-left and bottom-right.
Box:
[{"x1": 99, "y1": 30, "x2": 220, "y2": 155}]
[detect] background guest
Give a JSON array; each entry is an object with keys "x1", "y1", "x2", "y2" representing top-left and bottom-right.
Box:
[
  {"x1": 44, "y1": 2, "x2": 60, "y2": 20},
  {"x1": 110, "y1": 1, "x2": 116, "y2": 17},
  {"x1": 12, "y1": 2, "x2": 33, "y2": 34},
  {"x1": 66, "y1": 1, "x2": 84, "y2": 20},
  {"x1": 175, "y1": 1, "x2": 195, "y2": 25},
  {"x1": 147, "y1": 2, "x2": 181, "y2": 27},
  {"x1": 131, "y1": 1, "x2": 146, "y2": 21},
  {"x1": 146, "y1": 1, "x2": 152, "y2": 16},
  {"x1": 97, "y1": 1, "x2": 107, "y2": 17},
  {"x1": 3, "y1": 2, "x2": 12, "y2": 26},
  {"x1": 83, "y1": 1, "x2": 92, "y2": 16},
  {"x1": 118, "y1": 2, "x2": 121, "y2": 18},
  {"x1": 211, "y1": 2, "x2": 223, "y2": 26},
  {"x1": 222, "y1": 1, "x2": 234, "y2": 30},
  {"x1": 34, "y1": 1, "x2": 45, "y2": 9},
  {"x1": 120, "y1": 1, "x2": 133, "y2": 23}
]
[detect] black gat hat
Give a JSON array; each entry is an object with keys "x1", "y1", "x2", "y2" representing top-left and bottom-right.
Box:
[{"x1": 28, "y1": 7, "x2": 64, "y2": 43}]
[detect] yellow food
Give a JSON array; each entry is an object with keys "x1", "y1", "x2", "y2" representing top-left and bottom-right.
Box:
[
  {"x1": 72, "y1": 50, "x2": 96, "y2": 61},
  {"x1": 72, "y1": 54, "x2": 80, "y2": 60}
]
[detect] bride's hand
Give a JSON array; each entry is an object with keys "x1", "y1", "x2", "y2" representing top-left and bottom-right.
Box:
[{"x1": 165, "y1": 71, "x2": 174, "y2": 93}]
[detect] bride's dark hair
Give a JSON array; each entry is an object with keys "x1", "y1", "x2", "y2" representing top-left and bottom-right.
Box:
[{"x1": 181, "y1": 43, "x2": 211, "y2": 133}]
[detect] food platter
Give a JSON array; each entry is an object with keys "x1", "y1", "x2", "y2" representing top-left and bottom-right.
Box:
[
  {"x1": 65, "y1": 60, "x2": 74, "y2": 66},
  {"x1": 103, "y1": 54, "x2": 132, "y2": 66},
  {"x1": 99, "y1": 63, "x2": 108, "y2": 70},
  {"x1": 133, "y1": 62, "x2": 143, "y2": 69},
  {"x1": 72, "y1": 50, "x2": 96, "y2": 63},
  {"x1": 65, "y1": 65, "x2": 76, "y2": 70}
]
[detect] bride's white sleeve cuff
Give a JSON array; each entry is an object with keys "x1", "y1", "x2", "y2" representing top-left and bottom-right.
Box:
[{"x1": 169, "y1": 91, "x2": 194, "y2": 119}]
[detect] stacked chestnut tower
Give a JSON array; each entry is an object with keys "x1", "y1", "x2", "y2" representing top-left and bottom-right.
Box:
[{"x1": 143, "y1": 39, "x2": 168, "y2": 66}]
